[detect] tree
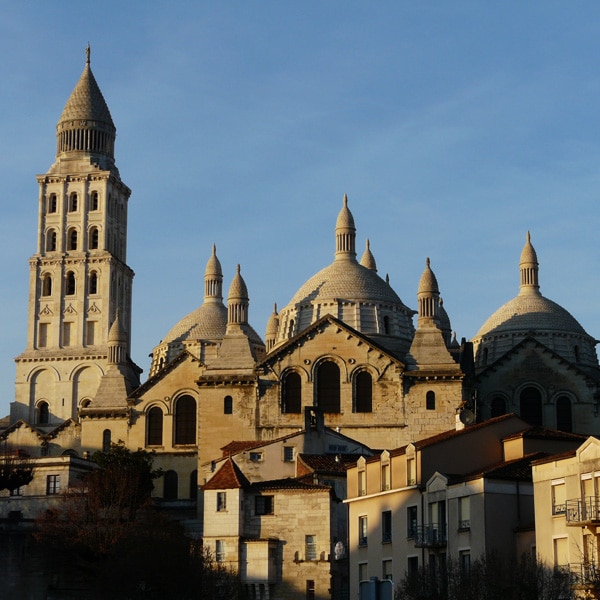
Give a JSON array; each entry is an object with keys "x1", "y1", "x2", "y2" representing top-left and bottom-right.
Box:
[
  {"x1": 0, "y1": 446, "x2": 33, "y2": 493},
  {"x1": 34, "y1": 442, "x2": 241, "y2": 598}
]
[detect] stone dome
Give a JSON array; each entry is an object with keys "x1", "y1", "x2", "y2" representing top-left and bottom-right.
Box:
[
  {"x1": 473, "y1": 233, "x2": 598, "y2": 369},
  {"x1": 162, "y1": 303, "x2": 227, "y2": 344},
  {"x1": 275, "y1": 196, "x2": 415, "y2": 355}
]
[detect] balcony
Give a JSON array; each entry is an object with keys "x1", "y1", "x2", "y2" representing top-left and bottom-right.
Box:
[
  {"x1": 566, "y1": 497, "x2": 600, "y2": 529},
  {"x1": 414, "y1": 524, "x2": 447, "y2": 548},
  {"x1": 568, "y1": 562, "x2": 600, "y2": 587}
]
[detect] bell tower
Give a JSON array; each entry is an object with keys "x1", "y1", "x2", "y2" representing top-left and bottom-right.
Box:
[{"x1": 11, "y1": 47, "x2": 136, "y2": 425}]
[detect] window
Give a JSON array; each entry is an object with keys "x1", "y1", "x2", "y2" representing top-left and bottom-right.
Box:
[
  {"x1": 426, "y1": 390, "x2": 436, "y2": 410},
  {"x1": 89, "y1": 227, "x2": 99, "y2": 250},
  {"x1": 217, "y1": 491, "x2": 227, "y2": 512},
  {"x1": 46, "y1": 229, "x2": 57, "y2": 252},
  {"x1": 102, "y1": 429, "x2": 111, "y2": 452},
  {"x1": 249, "y1": 451, "x2": 263, "y2": 462},
  {"x1": 552, "y1": 481, "x2": 566, "y2": 515},
  {"x1": 459, "y1": 550, "x2": 471, "y2": 574},
  {"x1": 42, "y1": 274, "x2": 52, "y2": 297},
  {"x1": 216, "y1": 540, "x2": 225, "y2": 562},
  {"x1": 283, "y1": 446, "x2": 294, "y2": 462},
  {"x1": 69, "y1": 192, "x2": 78, "y2": 212},
  {"x1": 306, "y1": 580, "x2": 315, "y2": 600},
  {"x1": 38, "y1": 323, "x2": 48, "y2": 348},
  {"x1": 10, "y1": 487, "x2": 23, "y2": 497},
  {"x1": 146, "y1": 406, "x2": 163, "y2": 446},
  {"x1": 520, "y1": 386, "x2": 543, "y2": 426},
  {"x1": 68, "y1": 229, "x2": 78, "y2": 250},
  {"x1": 189, "y1": 470, "x2": 198, "y2": 500},
  {"x1": 38, "y1": 401, "x2": 49, "y2": 424},
  {"x1": 89, "y1": 272, "x2": 98, "y2": 294},
  {"x1": 382, "y1": 510, "x2": 392, "y2": 543},
  {"x1": 554, "y1": 537, "x2": 568, "y2": 569},
  {"x1": 381, "y1": 463, "x2": 390, "y2": 491},
  {"x1": 305, "y1": 535, "x2": 317, "y2": 560},
  {"x1": 86, "y1": 321, "x2": 96, "y2": 346},
  {"x1": 48, "y1": 194, "x2": 57, "y2": 213},
  {"x1": 354, "y1": 371, "x2": 372, "y2": 413},
  {"x1": 316, "y1": 361, "x2": 340, "y2": 413},
  {"x1": 46, "y1": 475, "x2": 60, "y2": 495},
  {"x1": 382, "y1": 559, "x2": 393, "y2": 581},
  {"x1": 223, "y1": 395, "x2": 232, "y2": 414},
  {"x1": 174, "y1": 395, "x2": 196, "y2": 444},
  {"x1": 407, "y1": 506, "x2": 418, "y2": 539},
  {"x1": 358, "y1": 563, "x2": 368, "y2": 583},
  {"x1": 90, "y1": 191, "x2": 99, "y2": 211},
  {"x1": 255, "y1": 495, "x2": 274, "y2": 515},
  {"x1": 65, "y1": 272, "x2": 76, "y2": 295},
  {"x1": 282, "y1": 371, "x2": 302, "y2": 413},
  {"x1": 164, "y1": 470, "x2": 178, "y2": 500},
  {"x1": 491, "y1": 396, "x2": 506, "y2": 418},
  {"x1": 62, "y1": 322, "x2": 72, "y2": 347},
  {"x1": 407, "y1": 556, "x2": 419, "y2": 582},
  {"x1": 359, "y1": 516, "x2": 368, "y2": 546},
  {"x1": 407, "y1": 458, "x2": 416, "y2": 486},
  {"x1": 556, "y1": 396, "x2": 573, "y2": 432},
  {"x1": 458, "y1": 496, "x2": 470, "y2": 530},
  {"x1": 358, "y1": 469, "x2": 366, "y2": 496}
]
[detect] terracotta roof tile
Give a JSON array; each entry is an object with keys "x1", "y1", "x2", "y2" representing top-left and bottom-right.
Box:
[{"x1": 201, "y1": 458, "x2": 250, "y2": 490}]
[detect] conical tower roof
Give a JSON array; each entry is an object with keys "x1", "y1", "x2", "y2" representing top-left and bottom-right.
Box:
[{"x1": 360, "y1": 239, "x2": 377, "y2": 271}]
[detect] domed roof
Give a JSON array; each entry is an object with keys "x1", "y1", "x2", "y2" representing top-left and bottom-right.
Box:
[
  {"x1": 473, "y1": 232, "x2": 598, "y2": 368},
  {"x1": 275, "y1": 196, "x2": 415, "y2": 354},
  {"x1": 228, "y1": 264, "x2": 248, "y2": 300},
  {"x1": 265, "y1": 304, "x2": 279, "y2": 338},
  {"x1": 108, "y1": 310, "x2": 127, "y2": 343},
  {"x1": 360, "y1": 239, "x2": 377, "y2": 271},
  {"x1": 163, "y1": 303, "x2": 227, "y2": 344}
]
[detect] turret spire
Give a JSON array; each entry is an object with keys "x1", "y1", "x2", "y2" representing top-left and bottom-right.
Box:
[
  {"x1": 519, "y1": 231, "x2": 540, "y2": 295},
  {"x1": 335, "y1": 193, "x2": 357, "y2": 261}
]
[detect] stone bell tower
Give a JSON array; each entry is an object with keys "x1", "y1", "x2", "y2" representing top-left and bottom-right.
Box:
[{"x1": 11, "y1": 46, "x2": 136, "y2": 426}]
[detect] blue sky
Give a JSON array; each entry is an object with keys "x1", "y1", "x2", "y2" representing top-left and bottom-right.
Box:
[{"x1": 1, "y1": 3, "x2": 599, "y2": 416}]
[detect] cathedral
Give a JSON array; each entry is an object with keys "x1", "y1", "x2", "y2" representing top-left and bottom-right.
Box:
[{"x1": 4, "y1": 49, "x2": 600, "y2": 506}]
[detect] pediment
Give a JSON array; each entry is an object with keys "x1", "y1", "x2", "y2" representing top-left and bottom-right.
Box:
[
  {"x1": 478, "y1": 336, "x2": 590, "y2": 383},
  {"x1": 259, "y1": 315, "x2": 404, "y2": 375},
  {"x1": 577, "y1": 436, "x2": 600, "y2": 462}
]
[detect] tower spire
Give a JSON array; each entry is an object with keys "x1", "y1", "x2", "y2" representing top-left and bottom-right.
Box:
[
  {"x1": 519, "y1": 231, "x2": 540, "y2": 295},
  {"x1": 335, "y1": 193, "x2": 356, "y2": 261}
]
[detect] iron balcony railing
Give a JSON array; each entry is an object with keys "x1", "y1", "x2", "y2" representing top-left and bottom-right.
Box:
[
  {"x1": 565, "y1": 497, "x2": 600, "y2": 524},
  {"x1": 413, "y1": 524, "x2": 447, "y2": 547},
  {"x1": 568, "y1": 562, "x2": 600, "y2": 586}
]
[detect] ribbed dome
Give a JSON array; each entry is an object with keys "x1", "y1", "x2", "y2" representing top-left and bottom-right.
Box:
[
  {"x1": 473, "y1": 233, "x2": 598, "y2": 368},
  {"x1": 266, "y1": 304, "x2": 280, "y2": 338},
  {"x1": 205, "y1": 244, "x2": 222, "y2": 277},
  {"x1": 55, "y1": 46, "x2": 116, "y2": 167},
  {"x1": 228, "y1": 264, "x2": 248, "y2": 300},
  {"x1": 275, "y1": 196, "x2": 415, "y2": 354},
  {"x1": 108, "y1": 310, "x2": 127, "y2": 343},
  {"x1": 163, "y1": 303, "x2": 227, "y2": 344}
]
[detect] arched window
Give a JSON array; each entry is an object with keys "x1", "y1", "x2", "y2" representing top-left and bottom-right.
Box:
[
  {"x1": 189, "y1": 470, "x2": 198, "y2": 500},
  {"x1": 316, "y1": 361, "x2": 340, "y2": 413},
  {"x1": 42, "y1": 274, "x2": 52, "y2": 297},
  {"x1": 68, "y1": 229, "x2": 78, "y2": 251},
  {"x1": 224, "y1": 395, "x2": 233, "y2": 414},
  {"x1": 89, "y1": 227, "x2": 99, "y2": 250},
  {"x1": 520, "y1": 386, "x2": 543, "y2": 426},
  {"x1": 354, "y1": 371, "x2": 372, "y2": 413},
  {"x1": 38, "y1": 401, "x2": 49, "y2": 424},
  {"x1": 102, "y1": 429, "x2": 111, "y2": 452},
  {"x1": 164, "y1": 470, "x2": 178, "y2": 500},
  {"x1": 174, "y1": 395, "x2": 196, "y2": 444},
  {"x1": 46, "y1": 229, "x2": 57, "y2": 252},
  {"x1": 147, "y1": 407, "x2": 163, "y2": 446},
  {"x1": 282, "y1": 371, "x2": 302, "y2": 414},
  {"x1": 69, "y1": 193, "x2": 78, "y2": 212},
  {"x1": 89, "y1": 271, "x2": 98, "y2": 295},
  {"x1": 48, "y1": 194, "x2": 57, "y2": 213},
  {"x1": 426, "y1": 391, "x2": 436, "y2": 410},
  {"x1": 490, "y1": 396, "x2": 507, "y2": 418},
  {"x1": 90, "y1": 191, "x2": 99, "y2": 211},
  {"x1": 383, "y1": 315, "x2": 390, "y2": 335},
  {"x1": 65, "y1": 272, "x2": 76, "y2": 295},
  {"x1": 556, "y1": 396, "x2": 573, "y2": 432}
]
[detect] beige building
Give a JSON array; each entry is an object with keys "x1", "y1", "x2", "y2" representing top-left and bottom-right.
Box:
[
  {"x1": 345, "y1": 415, "x2": 584, "y2": 598},
  {"x1": 4, "y1": 48, "x2": 600, "y2": 598},
  {"x1": 533, "y1": 436, "x2": 600, "y2": 598}
]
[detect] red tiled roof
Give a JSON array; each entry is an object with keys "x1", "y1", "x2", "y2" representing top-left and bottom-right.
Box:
[
  {"x1": 201, "y1": 458, "x2": 250, "y2": 490},
  {"x1": 248, "y1": 477, "x2": 332, "y2": 492},
  {"x1": 298, "y1": 453, "x2": 361, "y2": 474},
  {"x1": 220, "y1": 440, "x2": 266, "y2": 456}
]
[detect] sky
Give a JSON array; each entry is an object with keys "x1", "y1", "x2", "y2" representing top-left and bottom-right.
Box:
[{"x1": 0, "y1": 2, "x2": 599, "y2": 417}]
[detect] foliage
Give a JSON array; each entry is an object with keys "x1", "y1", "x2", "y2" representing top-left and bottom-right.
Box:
[
  {"x1": 0, "y1": 447, "x2": 33, "y2": 492},
  {"x1": 33, "y1": 442, "x2": 241, "y2": 598},
  {"x1": 395, "y1": 552, "x2": 573, "y2": 600}
]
